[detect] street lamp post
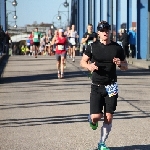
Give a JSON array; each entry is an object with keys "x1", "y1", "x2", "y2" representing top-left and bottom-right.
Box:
[
  {"x1": 6, "y1": 10, "x2": 17, "y2": 29},
  {"x1": 12, "y1": 0, "x2": 17, "y2": 6},
  {"x1": 63, "y1": 0, "x2": 69, "y2": 26},
  {"x1": 57, "y1": 11, "x2": 68, "y2": 28},
  {"x1": 6, "y1": 0, "x2": 18, "y2": 30},
  {"x1": 58, "y1": 0, "x2": 69, "y2": 27},
  {"x1": 51, "y1": 14, "x2": 61, "y2": 29}
]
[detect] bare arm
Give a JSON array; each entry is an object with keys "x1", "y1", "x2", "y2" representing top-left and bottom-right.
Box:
[
  {"x1": 93, "y1": 37, "x2": 97, "y2": 42},
  {"x1": 113, "y1": 57, "x2": 128, "y2": 71},
  {"x1": 80, "y1": 54, "x2": 98, "y2": 72},
  {"x1": 81, "y1": 35, "x2": 89, "y2": 44},
  {"x1": 51, "y1": 37, "x2": 56, "y2": 45},
  {"x1": 119, "y1": 59, "x2": 128, "y2": 71},
  {"x1": 80, "y1": 54, "x2": 90, "y2": 69}
]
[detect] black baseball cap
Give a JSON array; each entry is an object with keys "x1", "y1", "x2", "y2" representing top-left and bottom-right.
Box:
[{"x1": 97, "y1": 21, "x2": 111, "y2": 31}]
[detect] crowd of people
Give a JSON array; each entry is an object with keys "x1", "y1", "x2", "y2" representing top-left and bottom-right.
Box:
[
  {"x1": 0, "y1": 21, "x2": 135, "y2": 150},
  {"x1": 21, "y1": 24, "x2": 79, "y2": 59}
]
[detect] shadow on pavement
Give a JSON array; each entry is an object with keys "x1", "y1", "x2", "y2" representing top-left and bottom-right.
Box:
[
  {"x1": 0, "y1": 55, "x2": 10, "y2": 80},
  {"x1": 109, "y1": 144, "x2": 150, "y2": 150},
  {"x1": 0, "y1": 109, "x2": 149, "y2": 128},
  {"x1": 117, "y1": 68, "x2": 150, "y2": 76},
  {"x1": 0, "y1": 70, "x2": 88, "y2": 84},
  {"x1": 9, "y1": 58, "x2": 56, "y2": 61},
  {"x1": 0, "y1": 99, "x2": 89, "y2": 110},
  {"x1": 119, "y1": 97, "x2": 150, "y2": 117},
  {"x1": 0, "y1": 113, "x2": 88, "y2": 128}
]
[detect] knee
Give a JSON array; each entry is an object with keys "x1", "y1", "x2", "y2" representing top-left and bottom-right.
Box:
[
  {"x1": 91, "y1": 113, "x2": 103, "y2": 123},
  {"x1": 61, "y1": 58, "x2": 64, "y2": 63},
  {"x1": 104, "y1": 113, "x2": 113, "y2": 124}
]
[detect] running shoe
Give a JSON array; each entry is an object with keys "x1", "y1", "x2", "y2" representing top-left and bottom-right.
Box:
[
  {"x1": 60, "y1": 74, "x2": 64, "y2": 79},
  {"x1": 88, "y1": 114, "x2": 98, "y2": 130},
  {"x1": 72, "y1": 58, "x2": 75, "y2": 62},
  {"x1": 58, "y1": 73, "x2": 61, "y2": 79},
  {"x1": 98, "y1": 143, "x2": 110, "y2": 150}
]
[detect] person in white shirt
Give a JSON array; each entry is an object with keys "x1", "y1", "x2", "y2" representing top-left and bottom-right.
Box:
[{"x1": 69, "y1": 24, "x2": 79, "y2": 62}]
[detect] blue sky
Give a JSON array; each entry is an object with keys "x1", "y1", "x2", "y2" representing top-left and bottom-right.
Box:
[
  {"x1": 7, "y1": 0, "x2": 72, "y2": 27},
  {"x1": 7, "y1": 0, "x2": 137, "y2": 27}
]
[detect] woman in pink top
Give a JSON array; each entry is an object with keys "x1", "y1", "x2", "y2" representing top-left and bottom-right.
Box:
[
  {"x1": 29, "y1": 31, "x2": 34, "y2": 55},
  {"x1": 51, "y1": 29, "x2": 67, "y2": 79}
]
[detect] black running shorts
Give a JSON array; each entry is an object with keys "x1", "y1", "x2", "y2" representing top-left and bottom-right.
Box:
[
  {"x1": 90, "y1": 84, "x2": 118, "y2": 114},
  {"x1": 33, "y1": 42, "x2": 40, "y2": 47}
]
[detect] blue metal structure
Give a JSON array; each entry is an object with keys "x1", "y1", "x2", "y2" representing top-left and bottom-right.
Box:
[
  {"x1": 116, "y1": 0, "x2": 121, "y2": 42},
  {"x1": 136, "y1": 0, "x2": 149, "y2": 59},
  {"x1": 0, "y1": 0, "x2": 6, "y2": 31},
  {"x1": 127, "y1": 0, "x2": 132, "y2": 33},
  {"x1": 70, "y1": 0, "x2": 150, "y2": 60}
]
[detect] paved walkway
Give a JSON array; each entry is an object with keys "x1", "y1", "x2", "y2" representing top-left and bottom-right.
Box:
[
  {"x1": 127, "y1": 58, "x2": 150, "y2": 69},
  {"x1": 0, "y1": 56, "x2": 150, "y2": 150}
]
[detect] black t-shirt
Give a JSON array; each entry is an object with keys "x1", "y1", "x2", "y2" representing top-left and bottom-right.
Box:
[
  {"x1": 83, "y1": 32, "x2": 97, "y2": 45},
  {"x1": 4, "y1": 34, "x2": 10, "y2": 44},
  {"x1": 84, "y1": 41, "x2": 125, "y2": 85},
  {"x1": 0, "y1": 29, "x2": 5, "y2": 42}
]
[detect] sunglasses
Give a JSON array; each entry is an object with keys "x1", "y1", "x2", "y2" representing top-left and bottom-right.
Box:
[{"x1": 98, "y1": 28, "x2": 110, "y2": 32}]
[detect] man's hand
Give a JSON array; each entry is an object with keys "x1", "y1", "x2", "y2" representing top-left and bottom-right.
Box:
[
  {"x1": 86, "y1": 35, "x2": 89, "y2": 40},
  {"x1": 87, "y1": 62, "x2": 98, "y2": 72},
  {"x1": 93, "y1": 37, "x2": 96, "y2": 42},
  {"x1": 113, "y1": 57, "x2": 128, "y2": 71},
  {"x1": 113, "y1": 57, "x2": 121, "y2": 66}
]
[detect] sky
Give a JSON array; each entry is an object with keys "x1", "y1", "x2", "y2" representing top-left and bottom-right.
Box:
[
  {"x1": 7, "y1": 0, "x2": 137, "y2": 28},
  {"x1": 7, "y1": 0, "x2": 72, "y2": 27}
]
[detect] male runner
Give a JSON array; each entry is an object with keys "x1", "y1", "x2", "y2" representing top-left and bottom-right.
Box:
[
  {"x1": 33, "y1": 28, "x2": 41, "y2": 58},
  {"x1": 81, "y1": 24, "x2": 98, "y2": 78},
  {"x1": 81, "y1": 24, "x2": 97, "y2": 50},
  {"x1": 80, "y1": 21, "x2": 128, "y2": 150}
]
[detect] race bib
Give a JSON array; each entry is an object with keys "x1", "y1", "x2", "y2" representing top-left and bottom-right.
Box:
[
  {"x1": 70, "y1": 38, "x2": 76, "y2": 45},
  {"x1": 105, "y1": 82, "x2": 118, "y2": 97},
  {"x1": 34, "y1": 35, "x2": 38, "y2": 38},
  {"x1": 58, "y1": 45, "x2": 65, "y2": 50},
  {"x1": 88, "y1": 40, "x2": 93, "y2": 45},
  {"x1": 71, "y1": 41, "x2": 76, "y2": 45}
]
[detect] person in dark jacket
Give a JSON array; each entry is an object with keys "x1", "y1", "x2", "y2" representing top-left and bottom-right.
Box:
[
  {"x1": 0, "y1": 25, "x2": 5, "y2": 56},
  {"x1": 3, "y1": 31, "x2": 11, "y2": 55},
  {"x1": 128, "y1": 28, "x2": 136, "y2": 58},
  {"x1": 120, "y1": 29, "x2": 130, "y2": 58}
]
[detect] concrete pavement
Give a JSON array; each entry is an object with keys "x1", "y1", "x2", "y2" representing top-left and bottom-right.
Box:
[
  {"x1": 127, "y1": 58, "x2": 150, "y2": 69},
  {"x1": 0, "y1": 55, "x2": 150, "y2": 150}
]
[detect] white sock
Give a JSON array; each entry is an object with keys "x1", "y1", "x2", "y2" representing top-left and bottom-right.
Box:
[{"x1": 100, "y1": 122, "x2": 112, "y2": 144}]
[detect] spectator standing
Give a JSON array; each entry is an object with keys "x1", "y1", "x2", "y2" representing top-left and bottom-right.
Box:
[
  {"x1": 128, "y1": 28, "x2": 136, "y2": 58},
  {"x1": 0, "y1": 25, "x2": 5, "y2": 56},
  {"x1": 3, "y1": 31, "x2": 11, "y2": 55},
  {"x1": 120, "y1": 29, "x2": 130, "y2": 58}
]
